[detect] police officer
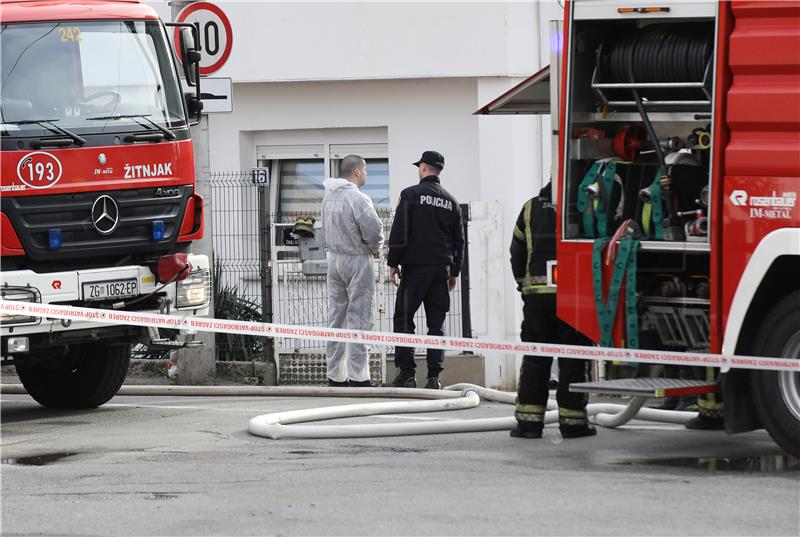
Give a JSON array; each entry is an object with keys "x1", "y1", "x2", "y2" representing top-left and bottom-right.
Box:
[
  {"x1": 510, "y1": 181, "x2": 596, "y2": 439},
  {"x1": 383, "y1": 151, "x2": 464, "y2": 389}
]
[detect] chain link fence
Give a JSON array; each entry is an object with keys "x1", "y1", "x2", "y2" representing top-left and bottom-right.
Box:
[{"x1": 209, "y1": 170, "x2": 473, "y2": 368}]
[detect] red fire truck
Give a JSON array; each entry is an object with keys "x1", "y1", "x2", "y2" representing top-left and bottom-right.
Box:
[
  {"x1": 0, "y1": 0, "x2": 210, "y2": 408},
  {"x1": 551, "y1": 1, "x2": 799, "y2": 456}
]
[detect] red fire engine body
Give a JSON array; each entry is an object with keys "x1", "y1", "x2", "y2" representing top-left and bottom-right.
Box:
[
  {"x1": 0, "y1": 0, "x2": 209, "y2": 407},
  {"x1": 554, "y1": 1, "x2": 799, "y2": 455}
]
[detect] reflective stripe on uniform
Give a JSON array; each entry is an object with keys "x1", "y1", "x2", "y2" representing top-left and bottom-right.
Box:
[
  {"x1": 515, "y1": 412, "x2": 545, "y2": 423},
  {"x1": 513, "y1": 225, "x2": 525, "y2": 242},
  {"x1": 522, "y1": 284, "x2": 557, "y2": 295},
  {"x1": 559, "y1": 417, "x2": 588, "y2": 426},
  {"x1": 516, "y1": 404, "x2": 546, "y2": 414},
  {"x1": 558, "y1": 407, "x2": 587, "y2": 419},
  {"x1": 524, "y1": 199, "x2": 534, "y2": 280}
]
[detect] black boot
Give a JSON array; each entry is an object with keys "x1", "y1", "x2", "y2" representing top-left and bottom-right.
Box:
[
  {"x1": 348, "y1": 379, "x2": 373, "y2": 387},
  {"x1": 327, "y1": 379, "x2": 348, "y2": 387},
  {"x1": 424, "y1": 377, "x2": 441, "y2": 390},
  {"x1": 685, "y1": 414, "x2": 724, "y2": 430},
  {"x1": 559, "y1": 423, "x2": 597, "y2": 438},
  {"x1": 381, "y1": 370, "x2": 416, "y2": 388},
  {"x1": 510, "y1": 421, "x2": 543, "y2": 439}
]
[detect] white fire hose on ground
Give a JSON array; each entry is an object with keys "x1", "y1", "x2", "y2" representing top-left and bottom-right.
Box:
[{"x1": 1, "y1": 383, "x2": 697, "y2": 439}]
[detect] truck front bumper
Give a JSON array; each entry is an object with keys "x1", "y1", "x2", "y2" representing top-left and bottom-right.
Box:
[{"x1": 0, "y1": 254, "x2": 210, "y2": 342}]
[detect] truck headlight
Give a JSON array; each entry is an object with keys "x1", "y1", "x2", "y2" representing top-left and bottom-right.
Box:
[
  {"x1": 0, "y1": 287, "x2": 41, "y2": 326},
  {"x1": 176, "y1": 269, "x2": 210, "y2": 308}
]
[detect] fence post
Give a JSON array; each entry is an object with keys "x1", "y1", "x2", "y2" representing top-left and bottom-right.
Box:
[
  {"x1": 459, "y1": 203, "x2": 473, "y2": 342},
  {"x1": 258, "y1": 184, "x2": 277, "y2": 385}
]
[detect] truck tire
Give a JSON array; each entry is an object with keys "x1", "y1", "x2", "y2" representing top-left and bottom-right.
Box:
[
  {"x1": 16, "y1": 342, "x2": 130, "y2": 409},
  {"x1": 751, "y1": 290, "x2": 800, "y2": 457}
]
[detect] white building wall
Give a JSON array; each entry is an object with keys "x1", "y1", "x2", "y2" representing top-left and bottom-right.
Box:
[{"x1": 152, "y1": 1, "x2": 565, "y2": 389}]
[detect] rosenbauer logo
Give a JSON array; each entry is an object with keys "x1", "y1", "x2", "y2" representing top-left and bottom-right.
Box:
[
  {"x1": 729, "y1": 189, "x2": 797, "y2": 220},
  {"x1": 16, "y1": 152, "x2": 63, "y2": 189}
]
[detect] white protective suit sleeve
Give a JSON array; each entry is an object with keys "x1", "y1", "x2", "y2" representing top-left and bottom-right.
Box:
[{"x1": 354, "y1": 193, "x2": 384, "y2": 255}]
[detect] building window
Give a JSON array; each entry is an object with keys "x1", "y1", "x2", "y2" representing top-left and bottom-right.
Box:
[
  {"x1": 277, "y1": 159, "x2": 325, "y2": 216},
  {"x1": 330, "y1": 157, "x2": 390, "y2": 210},
  {"x1": 258, "y1": 140, "x2": 389, "y2": 218}
]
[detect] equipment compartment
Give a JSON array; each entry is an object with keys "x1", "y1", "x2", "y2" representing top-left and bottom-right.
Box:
[{"x1": 562, "y1": 14, "x2": 717, "y2": 249}]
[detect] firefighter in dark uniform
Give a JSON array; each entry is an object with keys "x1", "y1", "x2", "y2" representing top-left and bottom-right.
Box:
[
  {"x1": 383, "y1": 151, "x2": 464, "y2": 390},
  {"x1": 510, "y1": 181, "x2": 597, "y2": 439}
]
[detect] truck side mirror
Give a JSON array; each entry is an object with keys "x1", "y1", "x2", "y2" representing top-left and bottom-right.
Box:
[{"x1": 178, "y1": 27, "x2": 200, "y2": 87}]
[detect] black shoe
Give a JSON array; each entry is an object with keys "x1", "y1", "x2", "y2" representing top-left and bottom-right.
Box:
[
  {"x1": 348, "y1": 379, "x2": 373, "y2": 387},
  {"x1": 327, "y1": 379, "x2": 348, "y2": 387},
  {"x1": 424, "y1": 377, "x2": 441, "y2": 390},
  {"x1": 559, "y1": 423, "x2": 597, "y2": 439},
  {"x1": 510, "y1": 422, "x2": 543, "y2": 439},
  {"x1": 381, "y1": 371, "x2": 416, "y2": 388},
  {"x1": 685, "y1": 415, "x2": 724, "y2": 430}
]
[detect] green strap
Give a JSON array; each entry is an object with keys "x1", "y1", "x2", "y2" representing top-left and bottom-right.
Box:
[
  {"x1": 592, "y1": 239, "x2": 612, "y2": 347},
  {"x1": 595, "y1": 162, "x2": 617, "y2": 238},
  {"x1": 577, "y1": 161, "x2": 603, "y2": 238},
  {"x1": 592, "y1": 238, "x2": 640, "y2": 349},
  {"x1": 643, "y1": 169, "x2": 664, "y2": 240}
]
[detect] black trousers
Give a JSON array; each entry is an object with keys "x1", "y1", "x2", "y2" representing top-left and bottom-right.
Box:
[
  {"x1": 517, "y1": 293, "x2": 590, "y2": 413},
  {"x1": 393, "y1": 264, "x2": 450, "y2": 377}
]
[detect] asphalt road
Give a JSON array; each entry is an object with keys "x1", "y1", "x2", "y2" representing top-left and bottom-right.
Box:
[{"x1": 1, "y1": 389, "x2": 799, "y2": 537}]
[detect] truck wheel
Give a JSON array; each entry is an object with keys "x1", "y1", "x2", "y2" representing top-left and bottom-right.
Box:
[
  {"x1": 751, "y1": 290, "x2": 800, "y2": 457},
  {"x1": 16, "y1": 342, "x2": 130, "y2": 409}
]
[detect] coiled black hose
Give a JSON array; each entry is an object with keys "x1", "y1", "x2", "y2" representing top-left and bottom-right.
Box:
[{"x1": 598, "y1": 23, "x2": 713, "y2": 102}]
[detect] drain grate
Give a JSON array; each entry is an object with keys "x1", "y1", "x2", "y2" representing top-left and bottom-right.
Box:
[{"x1": 278, "y1": 352, "x2": 384, "y2": 385}]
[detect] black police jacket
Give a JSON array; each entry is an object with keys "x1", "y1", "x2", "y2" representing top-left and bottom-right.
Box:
[{"x1": 387, "y1": 176, "x2": 464, "y2": 276}]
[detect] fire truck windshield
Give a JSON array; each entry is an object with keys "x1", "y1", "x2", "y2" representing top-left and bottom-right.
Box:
[{"x1": 0, "y1": 20, "x2": 186, "y2": 138}]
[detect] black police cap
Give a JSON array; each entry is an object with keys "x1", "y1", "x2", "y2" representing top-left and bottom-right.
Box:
[{"x1": 413, "y1": 150, "x2": 445, "y2": 169}]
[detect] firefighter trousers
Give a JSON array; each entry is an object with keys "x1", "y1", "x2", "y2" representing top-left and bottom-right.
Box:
[{"x1": 516, "y1": 293, "x2": 590, "y2": 425}]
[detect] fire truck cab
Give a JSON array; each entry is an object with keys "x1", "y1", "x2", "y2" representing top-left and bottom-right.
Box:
[{"x1": 0, "y1": 0, "x2": 210, "y2": 408}]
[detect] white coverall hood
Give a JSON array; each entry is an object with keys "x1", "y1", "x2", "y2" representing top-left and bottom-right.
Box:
[{"x1": 324, "y1": 177, "x2": 355, "y2": 193}]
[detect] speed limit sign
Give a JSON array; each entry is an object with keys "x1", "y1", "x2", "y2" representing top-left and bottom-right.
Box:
[{"x1": 174, "y1": 2, "x2": 233, "y2": 75}]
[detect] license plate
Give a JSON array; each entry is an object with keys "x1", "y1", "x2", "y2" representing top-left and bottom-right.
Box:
[{"x1": 82, "y1": 279, "x2": 138, "y2": 302}]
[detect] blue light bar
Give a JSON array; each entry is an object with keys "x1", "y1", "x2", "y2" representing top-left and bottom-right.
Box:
[
  {"x1": 152, "y1": 221, "x2": 165, "y2": 241},
  {"x1": 48, "y1": 229, "x2": 62, "y2": 250}
]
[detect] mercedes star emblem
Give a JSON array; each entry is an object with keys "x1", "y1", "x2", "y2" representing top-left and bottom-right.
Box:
[{"x1": 91, "y1": 195, "x2": 120, "y2": 235}]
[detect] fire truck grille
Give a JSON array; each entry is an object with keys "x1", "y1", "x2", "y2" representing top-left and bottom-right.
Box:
[{"x1": 1, "y1": 186, "x2": 192, "y2": 262}]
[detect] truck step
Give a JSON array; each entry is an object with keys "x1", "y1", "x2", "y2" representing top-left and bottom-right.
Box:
[{"x1": 569, "y1": 378, "x2": 719, "y2": 398}]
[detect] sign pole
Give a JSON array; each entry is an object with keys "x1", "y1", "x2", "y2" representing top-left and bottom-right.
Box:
[{"x1": 171, "y1": 0, "x2": 216, "y2": 384}]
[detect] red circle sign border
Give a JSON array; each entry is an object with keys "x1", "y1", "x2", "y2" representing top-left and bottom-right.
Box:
[{"x1": 175, "y1": 1, "x2": 233, "y2": 76}]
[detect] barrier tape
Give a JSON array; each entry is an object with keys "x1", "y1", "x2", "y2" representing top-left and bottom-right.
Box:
[{"x1": 1, "y1": 300, "x2": 797, "y2": 372}]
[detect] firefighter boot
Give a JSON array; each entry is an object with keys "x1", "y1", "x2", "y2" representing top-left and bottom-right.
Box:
[
  {"x1": 559, "y1": 422, "x2": 598, "y2": 438},
  {"x1": 382, "y1": 370, "x2": 416, "y2": 388},
  {"x1": 685, "y1": 415, "x2": 724, "y2": 430},
  {"x1": 510, "y1": 421, "x2": 543, "y2": 439}
]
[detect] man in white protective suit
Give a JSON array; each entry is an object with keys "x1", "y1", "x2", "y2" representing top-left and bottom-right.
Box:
[{"x1": 321, "y1": 155, "x2": 384, "y2": 386}]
